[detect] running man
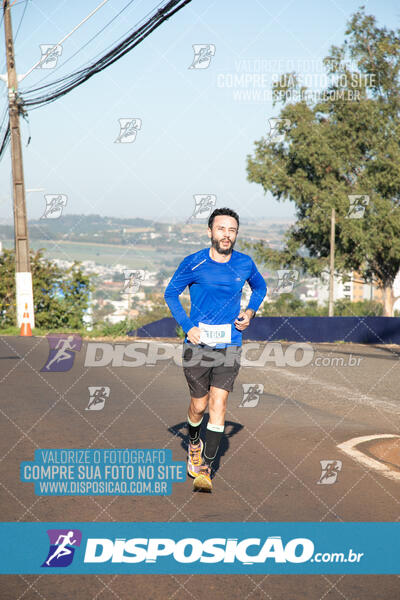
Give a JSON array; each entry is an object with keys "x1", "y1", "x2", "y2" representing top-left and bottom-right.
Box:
[
  {"x1": 164, "y1": 208, "x2": 267, "y2": 492},
  {"x1": 87, "y1": 387, "x2": 108, "y2": 410},
  {"x1": 45, "y1": 531, "x2": 77, "y2": 566},
  {"x1": 45, "y1": 335, "x2": 77, "y2": 371}
]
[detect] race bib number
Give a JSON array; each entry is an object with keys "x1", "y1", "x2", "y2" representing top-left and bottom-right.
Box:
[{"x1": 199, "y1": 322, "x2": 231, "y2": 346}]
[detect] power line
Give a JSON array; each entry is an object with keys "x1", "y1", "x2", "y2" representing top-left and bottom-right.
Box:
[
  {"x1": 1, "y1": 0, "x2": 117, "y2": 158},
  {"x1": 0, "y1": 12, "x2": 4, "y2": 71},
  {"x1": 5, "y1": 0, "x2": 29, "y2": 6},
  {"x1": 0, "y1": 118, "x2": 10, "y2": 161},
  {"x1": 0, "y1": 0, "x2": 192, "y2": 161},
  {"x1": 0, "y1": 0, "x2": 30, "y2": 78},
  {"x1": 22, "y1": 0, "x2": 138, "y2": 92},
  {"x1": 0, "y1": 96, "x2": 10, "y2": 161},
  {"x1": 0, "y1": 0, "x2": 31, "y2": 163},
  {"x1": 0, "y1": 101, "x2": 8, "y2": 129},
  {"x1": 0, "y1": 0, "x2": 113, "y2": 160},
  {"x1": 21, "y1": 0, "x2": 192, "y2": 109},
  {"x1": 21, "y1": 0, "x2": 111, "y2": 80},
  {"x1": 13, "y1": 0, "x2": 28, "y2": 42}
]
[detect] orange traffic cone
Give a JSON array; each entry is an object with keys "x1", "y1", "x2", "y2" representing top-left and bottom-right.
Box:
[{"x1": 20, "y1": 303, "x2": 32, "y2": 337}]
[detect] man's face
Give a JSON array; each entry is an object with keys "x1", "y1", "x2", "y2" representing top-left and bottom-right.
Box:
[{"x1": 208, "y1": 215, "x2": 238, "y2": 255}]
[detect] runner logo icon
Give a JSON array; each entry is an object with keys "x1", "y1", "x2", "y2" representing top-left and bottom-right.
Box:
[
  {"x1": 317, "y1": 460, "x2": 342, "y2": 484},
  {"x1": 189, "y1": 44, "x2": 216, "y2": 69},
  {"x1": 42, "y1": 529, "x2": 82, "y2": 568},
  {"x1": 187, "y1": 194, "x2": 217, "y2": 222},
  {"x1": 114, "y1": 118, "x2": 142, "y2": 143},
  {"x1": 41, "y1": 334, "x2": 82, "y2": 372},
  {"x1": 86, "y1": 386, "x2": 110, "y2": 411},
  {"x1": 273, "y1": 269, "x2": 299, "y2": 294},
  {"x1": 239, "y1": 383, "x2": 264, "y2": 407},
  {"x1": 40, "y1": 194, "x2": 68, "y2": 219}
]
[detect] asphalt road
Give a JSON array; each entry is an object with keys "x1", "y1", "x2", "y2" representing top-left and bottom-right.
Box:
[{"x1": 0, "y1": 335, "x2": 399, "y2": 599}]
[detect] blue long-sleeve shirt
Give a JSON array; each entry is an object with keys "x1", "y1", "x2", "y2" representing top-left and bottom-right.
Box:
[{"x1": 164, "y1": 247, "x2": 267, "y2": 347}]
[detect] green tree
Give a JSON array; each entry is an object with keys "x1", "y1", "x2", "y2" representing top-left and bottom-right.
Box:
[
  {"x1": 262, "y1": 294, "x2": 383, "y2": 316},
  {"x1": 247, "y1": 7, "x2": 400, "y2": 316},
  {"x1": 334, "y1": 298, "x2": 383, "y2": 316},
  {"x1": 0, "y1": 248, "x2": 91, "y2": 329}
]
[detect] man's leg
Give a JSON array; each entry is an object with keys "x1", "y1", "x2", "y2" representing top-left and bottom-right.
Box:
[
  {"x1": 203, "y1": 386, "x2": 228, "y2": 466},
  {"x1": 182, "y1": 343, "x2": 213, "y2": 478},
  {"x1": 187, "y1": 393, "x2": 208, "y2": 443},
  {"x1": 193, "y1": 386, "x2": 228, "y2": 492},
  {"x1": 187, "y1": 393, "x2": 208, "y2": 478},
  {"x1": 193, "y1": 346, "x2": 241, "y2": 492}
]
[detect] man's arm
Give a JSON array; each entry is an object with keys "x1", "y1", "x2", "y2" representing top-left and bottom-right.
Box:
[
  {"x1": 246, "y1": 259, "x2": 267, "y2": 315},
  {"x1": 234, "y1": 259, "x2": 267, "y2": 331},
  {"x1": 164, "y1": 257, "x2": 195, "y2": 334}
]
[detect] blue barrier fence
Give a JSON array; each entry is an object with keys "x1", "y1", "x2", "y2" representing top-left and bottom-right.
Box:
[{"x1": 128, "y1": 316, "x2": 400, "y2": 344}]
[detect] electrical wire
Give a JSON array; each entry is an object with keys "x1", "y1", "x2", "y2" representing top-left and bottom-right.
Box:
[
  {"x1": 13, "y1": 0, "x2": 28, "y2": 42},
  {"x1": 0, "y1": 0, "x2": 30, "y2": 79},
  {"x1": 22, "y1": 0, "x2": 138, "y2": 92},
  {"x1": 0, "y1": 95, "x2": 10, "y2": 159},
  {"x1": 0, "y1": 119, "x2": 10, "y2": 161},
  {"x1": 0, "y1": 0, "x2": 192, "y2": 160},
  {"x1": 22, "y1": 0, "x2": 192, "y2": 109},
  {"x1": 6, "y1": 0, "x2": 29, "y2": 6},
  {"x1": 0, "y1": 1, "x2": 28, "y2": 161},
  {"x1": 0, "y1": 11, "x2": 4, "y2": 71},
  {"x1": 0, "y1": 102, "x2": 8, "y2": 131},
  {"x1": 22, "y1": 0, "x2": 111, "y2": 79}
]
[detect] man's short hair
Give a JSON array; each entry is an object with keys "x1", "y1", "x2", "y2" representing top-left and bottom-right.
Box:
[{"x1": 208, "y1": 207, "x2": 240, "y2": 230}]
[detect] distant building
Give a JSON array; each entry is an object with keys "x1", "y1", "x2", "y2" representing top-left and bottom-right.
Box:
[
  {"x1": 351, "y1": 272, "x2": 383, "y2": 303},
  {"x1": 299, "y1": 270, "x2": 400, "y2": 310}
]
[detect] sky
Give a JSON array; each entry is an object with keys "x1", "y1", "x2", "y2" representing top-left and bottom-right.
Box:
[{"x1": 0, "y1": 0, "x2": 399, "y2": 223}]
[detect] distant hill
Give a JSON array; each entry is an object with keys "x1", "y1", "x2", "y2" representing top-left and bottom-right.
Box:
[
  {"x1": 0, "y1": 214, "x2": 156, "y2": 241},
  {"x1": 28, "y1": 214, "x2": 155, "y2": 235},
  {"x1": 0, "y1": 214, "x2": 291, "y2": 248}
]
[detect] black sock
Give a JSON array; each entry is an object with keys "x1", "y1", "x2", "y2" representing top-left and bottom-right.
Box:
[
  {"x1": 187, "y1": 415, "x2": 203, "y2": 445},
  {"x1": 203, "y1": 422, "x2": 224, "y2": 467}
]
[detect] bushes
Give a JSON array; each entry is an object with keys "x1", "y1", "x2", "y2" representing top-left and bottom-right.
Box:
[
  {"x1": 261, "y1": 294, "x2": 385, "y2": 317},
  {"x1": 0, "y1": 249, "x2": 91, "y2": 329}
]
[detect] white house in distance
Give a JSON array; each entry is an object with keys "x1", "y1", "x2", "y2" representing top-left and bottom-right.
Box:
[{"x1": 298, "y1": 270, "x2": 400, "y2": 313}]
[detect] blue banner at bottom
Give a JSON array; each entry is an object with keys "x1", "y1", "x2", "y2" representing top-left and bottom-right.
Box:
[{"x1": 0, "y1": 522, "x2": 398, "y2": 574}]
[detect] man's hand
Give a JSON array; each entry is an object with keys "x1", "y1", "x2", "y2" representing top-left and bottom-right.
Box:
[
  {"x1": 187, "y1": 326, "x2": 201, "y2": 344},
  {"x1": 234, "y1": 309, "x2": 255, "y2": 331}
]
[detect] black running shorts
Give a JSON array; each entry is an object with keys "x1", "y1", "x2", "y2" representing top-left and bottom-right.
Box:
[{"x1": 182, "y1": 343, "x2": 242, "y2": 398}]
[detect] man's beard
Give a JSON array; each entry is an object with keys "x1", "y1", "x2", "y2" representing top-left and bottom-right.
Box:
[{"x1": 211, "y1": 235, "x2": 236, "y2": 255}]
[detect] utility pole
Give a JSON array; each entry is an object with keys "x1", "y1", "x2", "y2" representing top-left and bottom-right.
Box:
[
  {"x1": 328, "y1": 207, "x2": 335, "y2": 317},
  {"x1": 3, "y1": 0, "x2": 34, "y2": 328}
]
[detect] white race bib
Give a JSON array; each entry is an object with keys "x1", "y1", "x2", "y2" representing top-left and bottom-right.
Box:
[{"x1": 199, "y1": 322, "x2": 231, "y2": 346}]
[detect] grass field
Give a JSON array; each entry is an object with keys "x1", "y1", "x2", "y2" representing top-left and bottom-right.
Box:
[{"x1": 1, "y1": 239, "x2": 185, "y2": 269}]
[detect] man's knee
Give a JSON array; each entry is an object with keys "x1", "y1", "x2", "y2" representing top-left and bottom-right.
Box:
[
  {"x1": 190, "y1": 393, "x2": 208, "y2": 413},
  {"x1": 209, "y1": 392, "x2": 227, "y2": 413}
]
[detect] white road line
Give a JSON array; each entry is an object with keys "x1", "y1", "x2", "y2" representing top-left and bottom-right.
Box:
[{"x1": 337, "y1": 434, "x2": 400, "y2": 482}]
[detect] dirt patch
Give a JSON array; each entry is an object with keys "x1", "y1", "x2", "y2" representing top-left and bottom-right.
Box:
[{"x1": 358, "y1": 437, "x2": 400, "y2": 472}]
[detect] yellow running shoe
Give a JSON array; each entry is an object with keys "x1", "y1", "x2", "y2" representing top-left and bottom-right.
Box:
[
  {"x1": 187, "y1": 439, "x2": 204, "y2": 478},
  {"x1": 193, "y1": 464, "x2": 212, "y2": 492}
]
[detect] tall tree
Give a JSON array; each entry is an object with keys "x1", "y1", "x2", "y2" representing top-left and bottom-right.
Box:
[{"x1": 247, "y1": 7, "x2": 400, "y2": 316}]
